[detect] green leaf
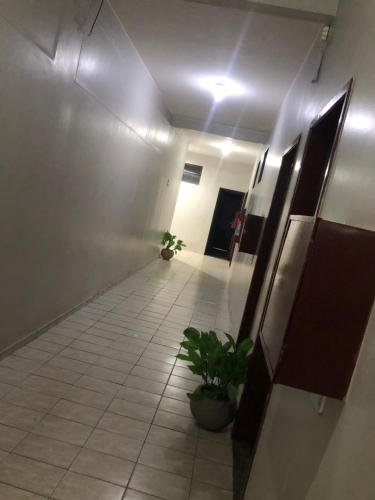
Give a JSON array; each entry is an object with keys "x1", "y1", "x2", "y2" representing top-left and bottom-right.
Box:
[
  {"x1": 227, "y1": 384, "x2": 238, "y2": 401},
  {"x1": 176, "y1": 354, "x2": 190, "y2": 361},
  {"x1": 183, "y1": 327, "x2": 200, "y2": 343},
  {"x1": 224, "y1": 333, "x2": 236, "y2": 350}
]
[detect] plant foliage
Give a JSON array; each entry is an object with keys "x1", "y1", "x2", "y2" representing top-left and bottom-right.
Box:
[
  {"x1": 161, "y1": 231, "x2": 186, "y2": 254},
  {"x1": 176, "y1": 327, "x2": 254, "y2": 401}
]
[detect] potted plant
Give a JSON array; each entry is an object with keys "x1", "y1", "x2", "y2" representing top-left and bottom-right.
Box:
[
  {"x1": 176, "y1": 327, "x2": 253, "y2": 431},
  {"x1": 161, "y1": 231, "x2": 186, "y2": 261}
]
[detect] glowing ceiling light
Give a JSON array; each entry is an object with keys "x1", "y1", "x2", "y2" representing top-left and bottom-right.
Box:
[
  {"x1": 199, "y1": 77, "x2": 245, "y2": 103},
  {"x1": 213, "y1": 138, "x2": 240, "y2": 157},
  {"x1": 220, "y1": 141, "x2": 233, "y2": 156}
]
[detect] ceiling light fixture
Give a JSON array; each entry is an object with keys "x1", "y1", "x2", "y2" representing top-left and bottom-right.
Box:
[
  {"x1": 199, "y1": 77, "x2": 244, "y2": 103},
  {"x1": 213, "y1": 138, "x2": 240, "y2": 157}
]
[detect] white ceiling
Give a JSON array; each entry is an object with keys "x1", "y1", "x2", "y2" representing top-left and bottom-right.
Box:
[
  {"x1": 111, "y1": 0, "x2": 321, "y2": 135},
  {"x1": 182, "y1": 129, "x2": 262, "y2": 164}
]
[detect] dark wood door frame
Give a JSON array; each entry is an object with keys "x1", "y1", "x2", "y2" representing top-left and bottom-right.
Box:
[
  {"x1": 236, "y1": 136, "x2": 301, "y2": 344},
  {"x1": 237, "y1": 79, "x2": 353, "y2": 346},
  {"x1": 232, "y1": 80, "x2": 354, "y2": 500}
]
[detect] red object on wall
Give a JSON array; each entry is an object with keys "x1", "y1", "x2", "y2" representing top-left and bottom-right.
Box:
[{"x1": 260, "y1": 216, "x2": 375, "y2": 399}]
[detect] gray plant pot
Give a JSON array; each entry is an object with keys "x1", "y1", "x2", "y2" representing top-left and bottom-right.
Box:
[
  {"x1": 161, "y1": 248, "x2": 174, "y2": 261},
  {"x1": 190, "y1": 385, "x2": 237, "y2": 432}
]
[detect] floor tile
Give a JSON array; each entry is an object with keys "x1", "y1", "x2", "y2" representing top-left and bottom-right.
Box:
[
  {"x1": 64, "y1": 386, "x2": 112, "y2": 409},
  {"x1": 124, "y1": 489, "x2": 162, "y2": 500},
  {"x1": 159, "y1": 397, "x2": 191, "y2": 417},
  {"x1": 196, "y1": 438, "x2": 232, "y2": 465},
  {"x1": 129, "y1": 464, "x2": 190, "y2": 500},
  {"x1": 131, "y1": 366, "x2": 169, "y2": 383},
  {"x1": 147, "y1": 344, "x2": 178, "y2": 356},
  {"x1": 0, "y1": 382, "x2": 15, "y2": 398},
  {"x1": 142, "y1": 350, "x2": 175, "y2": 365},
  {"x1": 168, "y1": 376, "x2": 197, "y2": 392},
  {"x1": 154, "y1": 410, "x2": 198, "y2": 435},
  {"x1": 60, "y1": 347, "x2": 98, "y2": 364},
  {"x1": 74, "y1": 374, "x2": 121, "y2": 396},
  {"x1": 52, "y1": 471, "x2": 125, "y2": 500},
  {"x1": 0, "y1": 366, "x2": 28, "y2": 386},
  {"x1": 172, "y1": 366, "x2": 200, "y2": 382},
  {"x1": 48, "y1": 356, "x2": 92, "y2": 375},
  {"x1": 116, "y1": 386, "x2": 161, "y2": 408},
  {"x1": 189, "y1": 481, "x2": 232, "y2": 500},
  {"x1": 85, "y1": 428, "x2": 142, "y2": 461},
  {"x1": 136, "y1": 357, "x2": 173, "y2": 374},
  {"x1": 15, "y1": 347, "x2": 53, "y2": 363},
  {"x1": 22, "y1": 375, "x2": 71, "y2": 398},
  {"x1": 0, "y1": 256, "x2": 234, "y2": 499},
  {"x1": 3, "y1": 387, "x2": 58, "y2": 413},
  {"x1": 49, "y1": 400, "x2": 103, "y2": 426},
  {"x1": 71, "y1": 448, "x2": 135, "y2": 486},
  {"x1": 0, "y1": 355, "x2": 41, "y2": 373},
  {"x1": 197, "y1": 427, "x2": 231, "y2": 444},
  {"x1": 0, "y1": 482, "x2": 47, "y2": 499},
  {"x1": 152, "y1": 336, "x2": 181, "y2": 350},
  {"x1": 87, "y1": 365, "x2": 127, "y2": 384},
  {"x1": 146, "y1": 425, "x2": 196, "y2": 455},
  {"x1": 0, "y1": 401, "x2": 44, "y2": 431},
  {"x1": 97, "y1": 356, "x2": 134, "y2": 374},
  {"x1": 0, "y1": 424, "x2": 27, "y2": 452},
  {"x1": 108, "y1": 399, "x2": 156, "y2": 423},
  {"x1": 33, "y1": 365, "x2": 81, "y2": 385},
  {"x1": 139, "y1": 443, "x2": 194, "y2": 477},
  {"x1": 14, "y1": 433, "x2": 80, "y2": 468},
  {"x1": 32, "y1": 415, "x2": 92, "y2": 446},
  {"x1": 29, "y1": 339, "x2": 64, "y2": 354},
  {"x1": 163, "y1": 385, "x2": 190, "y2": 402},
  {"x1": 98, "y1": 412, "x2": 150, "y2": 441},
  {"x1": 193, "y1": 458, "x2": 232, "y2": 490},
  {"x1": 125, "y1": 375, "x2": 165, "y2": 396},
  {"x1": 0, "y1": 453, "x2": 64, "y2": 496}
]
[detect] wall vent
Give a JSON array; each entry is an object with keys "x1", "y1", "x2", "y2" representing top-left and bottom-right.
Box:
[{"x1": 182, "y1": 163, "x2": 203, "y2": 185}]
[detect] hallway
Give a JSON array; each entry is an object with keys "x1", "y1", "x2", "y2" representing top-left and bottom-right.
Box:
[{"x1": 0, "y1": 253, "x2": 233, "y2": 500}]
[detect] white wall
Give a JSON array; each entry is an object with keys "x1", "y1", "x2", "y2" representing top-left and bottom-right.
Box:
[
  {"x1": 0, "y1": 0, "x2": 186, "y2": 352},
  {"x1": 170, "y1": 151, "x2": 256, "y2": 254},
  {"x1": 239, "y1": 0, "x2": 375, "y2": 498}
]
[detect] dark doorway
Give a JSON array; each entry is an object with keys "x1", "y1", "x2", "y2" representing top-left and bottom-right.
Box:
[
  {"x1": 232, "y1": 137, "x2": 300, "y2": 500},
  {"x1": 290, "y1": 88, "x2": 351, "y2": 217},
  {"x1": 237, "y1": 137, "x2": 301, "y2": 344},
  {"x1": 233, "y1": 80, "x2": 353, "y2": 500},
  {"x1": 205, "y1": 188, "x2": 245, "y2": 260}
]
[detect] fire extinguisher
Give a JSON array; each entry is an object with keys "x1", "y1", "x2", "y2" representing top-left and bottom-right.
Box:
[{"x1": 231, "y1": 210, "x2": 245, "y2": 243}]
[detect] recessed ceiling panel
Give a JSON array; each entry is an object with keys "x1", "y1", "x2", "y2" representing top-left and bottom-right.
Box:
[{"x1": 111, "y1": 0, "x2": 321, "y2": 134}]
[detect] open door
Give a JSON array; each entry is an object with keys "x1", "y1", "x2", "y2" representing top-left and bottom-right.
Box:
[{"x1": 205, "y1": 188, "x2": 245, "y2": 260}]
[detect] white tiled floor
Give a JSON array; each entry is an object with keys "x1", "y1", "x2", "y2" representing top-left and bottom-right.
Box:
[{"x1": 0, "y1": 252, "x2": 233, "y2": 499}]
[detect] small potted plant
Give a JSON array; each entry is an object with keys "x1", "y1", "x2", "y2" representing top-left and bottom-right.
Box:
[
  {"x1": 177, "y1": 327, "x2": 253, "y2": 431},
  {"x1": 161, "y1": 231, "x2": 186, "y2": 261}
]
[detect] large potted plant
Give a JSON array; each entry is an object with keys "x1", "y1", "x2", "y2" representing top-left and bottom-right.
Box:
[
  {"x1": 177, "y1": 327, "x2": 253, "y2": 431},
  {"x1": 161, "y1": 231, "x2": 186, "y2": 261}
]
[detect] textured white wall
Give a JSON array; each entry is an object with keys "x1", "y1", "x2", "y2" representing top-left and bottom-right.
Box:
[
  {"x1": 240, "y1": 0, "x2": 375, "y2": 498},
  {"x1": 0, "y1": 0, "x2": 186, "y2": 352},
  {"x1": 170, "y1": 151, "x2": 256, "y2": 254}
]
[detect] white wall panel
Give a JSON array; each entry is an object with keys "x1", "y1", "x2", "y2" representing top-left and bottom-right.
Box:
[{"x1": 0, "y1": 0, "x2": 186, "y2": 352}]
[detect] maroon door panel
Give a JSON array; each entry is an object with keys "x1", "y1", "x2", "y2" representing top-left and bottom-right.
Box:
[{"x1": 276, "y1": 219, "x2": 375, "y2": 398}]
